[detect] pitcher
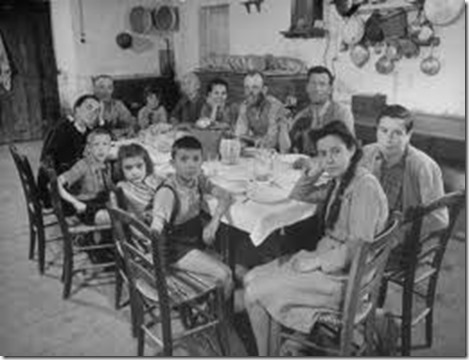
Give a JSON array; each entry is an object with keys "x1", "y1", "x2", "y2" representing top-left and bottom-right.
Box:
[{"x1": 219, "y1": 137, "x2": 241, "y2": 165}]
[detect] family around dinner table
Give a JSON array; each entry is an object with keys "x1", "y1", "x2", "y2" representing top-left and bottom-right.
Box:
[{"x1": 36, "y1": 65, "x2": 448, "y2": 355}]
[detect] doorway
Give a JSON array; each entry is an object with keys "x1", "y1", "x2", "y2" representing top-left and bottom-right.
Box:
[{"x1": 0, "y1": 0, "x2": 60, "y2": 144}]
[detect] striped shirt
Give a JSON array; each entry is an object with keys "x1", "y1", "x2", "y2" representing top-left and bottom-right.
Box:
[{"x1": 117, "y1": 174, "x2": 163, "y2": 223}]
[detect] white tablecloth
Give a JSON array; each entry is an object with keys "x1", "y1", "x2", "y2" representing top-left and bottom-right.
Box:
[{"x1": 114, "y1": 139, "x2": 317, "y2": 247}]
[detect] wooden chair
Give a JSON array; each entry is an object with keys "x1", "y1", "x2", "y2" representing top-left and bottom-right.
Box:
[
  {"x1": 47, "y1": 166, "x2": 115, "y2": 299},
  {"x1": 9, "y1": 145, "x2": 60, "y2": 274},
  {"x1": 108, "y1": 205, "x2": 229, "y2": 356},
  {"x1": 109, "y1": 188, "x2": 139, "y2": 338},
  {"x1": 279, "y1": 216, "x2": 401, "y2": 356},
  {"x1": 378, "y1": 190, "x2": 466, "y2": 355}
]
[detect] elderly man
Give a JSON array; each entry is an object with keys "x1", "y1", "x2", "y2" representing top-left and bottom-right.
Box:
[
  {"x1": 234, "y1": 71, "x2": 290, "y2": 152},
  {"x1": 170, "y1": 72, "x2": 205, "y2": 125},
  {"x1": 93, "y1": 74, "x2": 134, "y2": 137},
  {"x1": 289, "y1": 66, "x2": 355, "y2": 156},
  {"x1": 360, "y1": 104, "x2": 448, "y2": 236}
]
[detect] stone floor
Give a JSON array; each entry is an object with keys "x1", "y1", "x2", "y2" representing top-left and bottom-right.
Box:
[{"x1": 0, "y1": 140, "x2": 466, "y2": 356}]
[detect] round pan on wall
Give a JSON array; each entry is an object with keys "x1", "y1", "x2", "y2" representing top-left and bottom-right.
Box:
[
  {"x1": 424, "y1": 0, "x2": 465, "y2": 26},
  {"x1": 129, "y1": 6, "x2": 153, "y2": 34},
  {"x1": 153, "y1": 5, "x2": 179, "y2": 32}
]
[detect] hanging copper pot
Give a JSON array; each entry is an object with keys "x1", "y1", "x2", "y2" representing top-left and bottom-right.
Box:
[
  {"x1": 116, "y1": 32, "x2": 133, "y2": 49},
  {"x1": 375, "y1": 55, "x2": 395, "y2": 75},
  {"x1": 420, "y1": 45, "x2": 441, "y2": 76},
  {"x1": 350, "y1": 44, "x2": 370, "y2": 68}
]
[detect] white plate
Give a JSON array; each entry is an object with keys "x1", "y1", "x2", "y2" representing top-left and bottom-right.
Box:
[
  {"x1": 277, "y1": 154, "x2": 309, "y2": 164},
  {"x1": 213, "y1": 178, "x2": 248, "y2": 194},
  {"x1": 248, "y1": 184, "x2": 289, "y2": 204}
]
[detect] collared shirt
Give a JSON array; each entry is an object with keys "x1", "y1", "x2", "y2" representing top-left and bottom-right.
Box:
[
  {"x1": 100, "y1": 99, "x2": 134, "y2": 131},
  {"x1": 290, "y1": 100, "x2": 355, "y2": 155},
  {"x1": 138, "y1": 105, "x2": 168, "y2": 129},
  {"x1": 60, "y1": 156, "x2": 112, "y2": 201},
  {"x1": 379, "y1": 153, "x2": 406, "y2": 212},
  {"x1": 170, "y1": 94, "x2": 205, "y2": 124},
  {"x1": 117, "y1": 174, "x2": 163, "y2": 222},
  {"x1": 235, "y1": 94, "x2": 286, "y2": 149}
]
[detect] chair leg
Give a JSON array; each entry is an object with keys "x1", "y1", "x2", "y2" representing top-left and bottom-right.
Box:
[
  {"x1": 215, "y1": 288, "x2": 230, "y2": 356},
  {"x1": 62, "y1": 253, "x2": 73, "y2": 299},
  {"x1": 115, "y1": 269, "x2": 123, "y2": 310},
  {"x1": 29, "y1": 223, "x2": 36, "y2": 260},
  {"x1": 425, "y1": 309, "x2": 433, "y2": 348},
  {"x1": 400, "y1": 291, "x2": 413, "y2": 356},
  {"x1": 129, "y1": 286, "x2": 139, "y2": 338},
  {"x1": 37, "y1": 225, "x2": 46, "y2": 275},
  {"x1": 377, "y1": 279, "x2": 388, "y2": 308},
  {"x1": 134, "y1": 296, "x2": 145, "y2": 356}
]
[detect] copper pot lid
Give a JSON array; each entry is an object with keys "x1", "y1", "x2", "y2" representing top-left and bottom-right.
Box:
[
  {"x1": 129, "y1": 6, "x2": 153, "y2": 34},
  {"x1": 424, "y1": 0, "x2": 465, "y2": 26},
  {"x1": 153, "y1": 5, "x2": 178, "y2": 31}
]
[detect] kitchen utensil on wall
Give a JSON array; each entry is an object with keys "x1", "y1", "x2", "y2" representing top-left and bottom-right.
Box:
[
  {"x1": 385, "y1": 39, "x2": 403, "y2": 61},
  {"x1": 420, "y1": 44, "x2": 440, "y2": 76},
  {"x1": 424, "y1": 0, "x2": 465, "y2": 26},
  {"x1": 350, "y1": 43, "x2": 370, "y2": 68},
  {"x1": 364, "y1": 11, "x2": 384, "y2": 45},
  {"x1": 380, "y1": 8, "x2": 408, "y2": 39},
  {"x1": 342, "y1": 15, "x2": 365, "y2": 45},
  {"x1": 129, "y1": 6, "x2": 152, "y2": 34},
  {"x1": 153, "y1": 5, "x2": 179, "y2": 32},
  {"x1": 375, "y1": 55, "x2": 395, "y2": 75},
  {"x1": 159, "y1": 38, "x2": 175, "y2": 77},
  {"x1": 399, "y1": 38, "x2": 420, "y2": 58},
  {"x1": 116, "y1": 32, "x2": 133, "y2": 49}
]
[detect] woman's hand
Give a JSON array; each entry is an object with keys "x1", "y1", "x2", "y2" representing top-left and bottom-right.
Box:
[
  {"x1": 202, "y1": 219, "x2": 220, "y2": 246},
  {"x1": 73, "y1": 201, "x2": 87, "y2": 214},
  {"x1": 292, "y1": 256, "x2": 321, "y2": 273}
]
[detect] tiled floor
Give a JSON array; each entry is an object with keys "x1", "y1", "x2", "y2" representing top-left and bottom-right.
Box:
[{"x1": 0, "y1": 141, "x2": 465, "y2": 356}]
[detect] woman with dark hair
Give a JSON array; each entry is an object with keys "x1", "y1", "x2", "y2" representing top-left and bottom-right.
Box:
[
  {"x1": 243, "y1": 121, "x2": 389, "y2": 356},
  {"x1": 198, "y1": 77, "x2": 238, "y2": 128}
]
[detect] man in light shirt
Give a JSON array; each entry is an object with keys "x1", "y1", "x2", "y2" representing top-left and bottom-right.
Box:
[
  {"x1": 289, "y1": 66, "x2": 355, "y2": 156},
  {"x1": 234, "y1": 71, "x2": 290, "y2": 153}
]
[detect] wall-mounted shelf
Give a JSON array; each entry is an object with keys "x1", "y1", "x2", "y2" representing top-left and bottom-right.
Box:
[
  {"x1": 355, "y1": 0, "x2": 419, "y2": 14},
  {"x1": 281, "y1": 27, "x2": 327, "y2": 39}
]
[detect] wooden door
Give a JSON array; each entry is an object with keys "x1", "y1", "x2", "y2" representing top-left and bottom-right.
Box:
[
  {"x1": 199, "y1": 4, "x2": 230, "y2": 60},
  {"x1": 0, "y1": 0, "x2": 60, "y2": 144}
]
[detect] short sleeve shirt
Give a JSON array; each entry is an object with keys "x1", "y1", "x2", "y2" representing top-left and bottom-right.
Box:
[{"x1": 60, "y1": 157, "x2": 112, "y2": 201}]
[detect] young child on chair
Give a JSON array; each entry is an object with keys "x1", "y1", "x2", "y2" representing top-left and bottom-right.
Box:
[
  {"x1": 137, "y1": 86, "x2": 168, "y2": 131},
  {"x1": 116, "y1": 143, "x2": 163, "y2": 224},
  {"x1": 57, "y1": 128, "x2": 113, "y2": 226},
  {"x1": 151, "y1": 136, "x2": 234, "y2": 298}
]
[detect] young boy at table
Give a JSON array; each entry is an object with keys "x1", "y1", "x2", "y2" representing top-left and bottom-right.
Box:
[
  {"x1": 57, "y1": 128, "x2": 113, "y2": 226},
  {"x1": 137, "y1": 86, "x2": 168, "y2": 131},
  {"x1": 151, "y1": 136, "x2": 234, "y2": 298},
  {"x1": 57, "y1": 128, "x2": 114, "y2": 263}
]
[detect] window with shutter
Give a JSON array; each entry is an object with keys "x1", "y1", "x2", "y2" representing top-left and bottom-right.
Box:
[{"x1": 281, "y1": 0, "x2": 326, "y2": 38}]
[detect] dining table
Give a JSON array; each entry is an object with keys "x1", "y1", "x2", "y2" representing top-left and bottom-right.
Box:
[{"x1": 112, "y1": 132, "x2": 319, "y2": 248}]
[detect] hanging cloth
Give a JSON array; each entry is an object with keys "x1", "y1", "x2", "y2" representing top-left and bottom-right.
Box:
[{"x1": 0, "y1": 31, "x2": 12, "y2": 91}]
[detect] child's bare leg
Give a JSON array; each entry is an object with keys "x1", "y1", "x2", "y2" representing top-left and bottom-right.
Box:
[
  {"x1": 93, "y1": 210, "x2": 110, "y2": 244},
  {"x1": 174, "y1": 249, "x2": 233, "y2": 298}
]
